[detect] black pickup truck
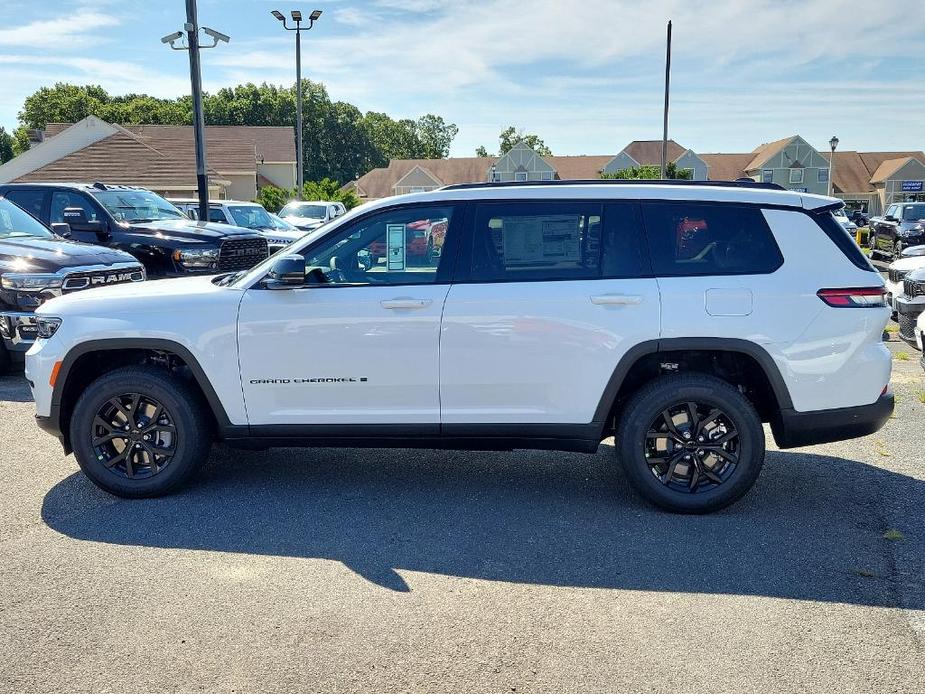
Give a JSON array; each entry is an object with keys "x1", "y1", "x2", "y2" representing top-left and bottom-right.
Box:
[
  {"x1": 0, "y1": 196, "x2": 145, "y2": 374},
  {"x1": 868, "y1": 202, "x2": 925, "y2": 259},
  {"x1": 0, "y1": 183, "x2": 269, "y2": 277}
]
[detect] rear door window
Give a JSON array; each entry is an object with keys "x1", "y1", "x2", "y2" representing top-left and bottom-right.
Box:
[
  {"x1": 469, "y1": 201, "x2": 603, "y2": 282},
  {"x1": 5, "y1": 189, "x2": 47, "y2": 220},
  {"x1": 642, "y1": 202, "x2": 783, "y2": 276}
]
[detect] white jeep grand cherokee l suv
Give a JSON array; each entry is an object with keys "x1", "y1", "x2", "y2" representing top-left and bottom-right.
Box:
[{"x1": 25, "y1": 180, "x2": 893, "y2": 513}]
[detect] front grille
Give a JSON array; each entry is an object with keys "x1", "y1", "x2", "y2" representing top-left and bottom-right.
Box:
[
  {"x1": 898, "y1": 312, "x2": 918, "y2": 341},
  {"x1": 889, "y1": 268, "x2": 908, "y2": 283},
  {"x1": 62, "y1": 266, "x2": 145, "y2": 294},
  {"x1": 903, "y1": 278, "x2": 924, "y2": 298},
  {"x1": 218, "y1": 238, "x2": 269, "y2": 271}
]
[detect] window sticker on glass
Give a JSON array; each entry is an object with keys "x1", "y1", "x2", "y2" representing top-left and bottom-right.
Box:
[
  {"x1": 387, "y1": 223, "x2": 406, "y2": 271},
  {"x1": 501, "y1": 215, "x2": 581, "y2": 266}
]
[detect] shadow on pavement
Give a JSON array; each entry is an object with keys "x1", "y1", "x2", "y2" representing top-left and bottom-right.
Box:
[
  {"x1": 0, "y1": 373, "x2": 32, "y2": 403},
  {"x1": 41, "y1": 443, "x2": 923, "y2": 606}
]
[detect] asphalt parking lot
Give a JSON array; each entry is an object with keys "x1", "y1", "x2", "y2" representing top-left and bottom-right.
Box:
[{"x1": 1, "y1": 333, "x2": 923, "y2": 692}]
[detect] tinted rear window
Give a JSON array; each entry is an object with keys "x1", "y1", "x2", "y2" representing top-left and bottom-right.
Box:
[{"x1": 642, "y1": 202, "x2": 783, "y2": 276}]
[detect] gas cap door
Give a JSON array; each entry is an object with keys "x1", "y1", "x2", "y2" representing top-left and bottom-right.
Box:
[{"x1": 705, "y1": 287, "x2": 754, "y2": 316}]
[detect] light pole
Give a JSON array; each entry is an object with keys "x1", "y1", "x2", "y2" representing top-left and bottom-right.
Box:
[
  {"x1": 828, "y1": 135, "x2": 839, "y2": 198},
  {"x1": 271, "y1": 9, "x2": 322, "y2": 200},
  {"x1": 162, "y1": 0, "x2": 230, "y2": 222}
]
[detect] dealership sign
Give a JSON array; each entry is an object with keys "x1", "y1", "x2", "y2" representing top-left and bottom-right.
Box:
[{"x1": 901, "y1": 180, "x2": 924, "y2": 192}]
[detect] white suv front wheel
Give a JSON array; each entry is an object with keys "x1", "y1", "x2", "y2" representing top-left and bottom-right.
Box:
[{"x1": 615, "y1": 374, "x2": 765, "y2": 513}]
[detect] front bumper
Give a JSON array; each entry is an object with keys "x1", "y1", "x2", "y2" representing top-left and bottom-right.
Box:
[
  {"x1": 894, "y1": 297, "x2": 925, "y2": 346},
  {"x1": 772, "y1": 392, "x2": 894, "y2": 449},
  {"x1": 0, "y1": 312, "x2": 38, "y2": 354}
]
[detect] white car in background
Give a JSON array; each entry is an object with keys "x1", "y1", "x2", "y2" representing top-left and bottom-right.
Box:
[
  {"x1": 278, "y1": 200, "x2": 346, "y2": 231},
  {"x1": 169, "y1": 199, "x2": 305, "y2": 254},
  {"x1": 884, "y1": 248, "x2": 925, "y2": 314}
]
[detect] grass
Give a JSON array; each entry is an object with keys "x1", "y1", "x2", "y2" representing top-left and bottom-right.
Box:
[
  {"x1": 884, "y1": 529, "x2": 905, "y2": 541},
  {"x1": 917, "y1": 391, "x2": 925, "y2": 404},
  {"x1": 874, "y1": 439, "x2": 891, "y2": 457},
  {"x1": 896, "y1": 351, "x2": 910, "y2": 361},
  {"x1": 861, "y1": 247, "x2": 872, "y2": 257},
  {"x1": 885, "y1": 324, "x2": 899, "y2": 334}
]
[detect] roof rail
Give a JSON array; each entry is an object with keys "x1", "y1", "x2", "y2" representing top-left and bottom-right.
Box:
[{"x1": 439, "y1": 179, "x2": 786, "y2": 192}]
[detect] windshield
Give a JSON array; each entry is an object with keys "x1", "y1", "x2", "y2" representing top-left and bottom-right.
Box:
[
  {"x1": 227, "y1": 205, "x2": 275, "y2": 229},
  {"x1": 280, "y1": 203, "x2": 327, "y2": 220},
  {"x1": 268, "y1": 214, "x2": 297, "y2": 231},
  {"x1": 901, "y1": 204, "x2": 925, "y2": 221},
  {"x1": 93, "y1": 190, "x2": 185, "y2": 223},
  {"x1": 0, "y1": 198, "x2": 54, "y2": 240}
]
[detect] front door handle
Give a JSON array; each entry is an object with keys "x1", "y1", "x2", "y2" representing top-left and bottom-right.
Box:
[
  {"x1": 590, "y1": 293, "x2": 643, "y2": 306},
  {"x1": 380, "y1": 298, "x2": 433, "y2": 310}
]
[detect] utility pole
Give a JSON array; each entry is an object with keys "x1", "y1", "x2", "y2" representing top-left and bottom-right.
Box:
[
  {"x1": 162, "y1": 1, "x2": 229, "y2": 222},
  {"x1": 661, "y1": 19, "x2": 672, "y2": 180}
]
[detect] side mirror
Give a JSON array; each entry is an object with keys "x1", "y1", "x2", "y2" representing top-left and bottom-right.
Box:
[
  {"x1": 50, "y1": 222, "x2": 71, "y2": 238},
  {"x1": 63, "y1": 207, "x2": 106, "y2": 234},
  {"x1": 885, "y1": 215, "x2": 898, "y2": 223},
  {"x1": 265, "y1": 254, "x2": 306, "y2": 289}
]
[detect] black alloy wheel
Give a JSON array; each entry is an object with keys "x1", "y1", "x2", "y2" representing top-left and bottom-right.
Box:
[
  {"x1": 644, "y1": 401, "x2": 739, "y2": 493},
  {"x1": 70, "y1": 366, "x2": 212, "y2": 497},
  {"x1": 91, "y1": 393, "x2": 177, "y2": 479}
]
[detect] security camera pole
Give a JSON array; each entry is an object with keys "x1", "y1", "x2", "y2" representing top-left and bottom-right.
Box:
[
  {"x1": 271, "y1": 9, "x2": 323, "y2": 200},
  {"x1": 162, "y1": 0, "x2": 230, "y2": 222}
]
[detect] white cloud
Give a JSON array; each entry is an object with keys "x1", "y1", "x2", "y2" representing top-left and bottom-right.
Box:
[{"x1": 0, "y1": 10, "x2": 120, "y2": 48}]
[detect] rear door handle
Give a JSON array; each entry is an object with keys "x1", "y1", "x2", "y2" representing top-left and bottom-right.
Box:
[
  {"x1": 380, "y1": 298, "x2": 433, "y2": 310},
  {"x1": 590, "y1": 293, "x2": 643, "y2": 306}
]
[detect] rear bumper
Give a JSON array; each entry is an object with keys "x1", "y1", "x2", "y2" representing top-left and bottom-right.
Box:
[{"x1": 771, "y1": 393, "x2": 894, "y2": 449}]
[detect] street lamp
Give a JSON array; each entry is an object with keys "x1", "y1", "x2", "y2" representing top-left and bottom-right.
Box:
[
  {"x1": 828, "y1": 135, "x2": 839, "y2": 198},
  {"x1": 271, "y1": 8, "x2": 322, "y2": 200},
  {"x1": 162, "y1": 0, "x2": 230, "y2": 222}
]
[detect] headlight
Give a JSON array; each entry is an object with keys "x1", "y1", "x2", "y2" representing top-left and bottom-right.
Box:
[
  {"x1": 0, "y1": 273, "x2": 64, "y2": 291},
  {"x1": 172, "y1": 248, "x2": 220, "y2": 268},
  {"x1": 36, "y1": 316, "x2": 62, "y2": 339}
]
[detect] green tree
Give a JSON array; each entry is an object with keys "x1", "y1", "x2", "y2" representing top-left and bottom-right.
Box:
[
  {"x1": 477, "y1": 126, "x2": 552, "y2": 157},
  {"x1": 413, "y1": 114, "x2": 458, "y2": 159},
  {"x1": 601, "y1": 162, "x2": 692, "y2": 180},
  {"x1": 13, "y1": 81, "x2": 459, "y2": 185},
  {"x1": 254, "y1": 185, "x2": 293, "y2": 213},
  {"x1": 301, "y1": 178, "x2": 362, "y2": 210},
  {"x1": 0, "y1": 127, "x2": 14, "y2": 163},
  {"x1": 11, "y1": 126, "x2": 31, "y2": 156}
]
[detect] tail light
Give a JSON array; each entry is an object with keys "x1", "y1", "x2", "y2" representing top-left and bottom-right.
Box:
[{"x1": 817, "y1": 287, "x2": 887, "y2": 307}]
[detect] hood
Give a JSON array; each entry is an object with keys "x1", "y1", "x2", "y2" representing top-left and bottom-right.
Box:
[
  {"x1": 283, "y1": 216, "x2": 324, "y2": 228},
  {"x1": 0, "y1": 236, "x2": 138, "y2": 273},
  {"x1": 256, "y1": 228, "x2": 305, "y2": 242},
  {"x1": 906, "y1": 266, "x2": 925, "y2": 281},
  {"x1": 889, "y1": 255, "x2": 925, "y2": 272},
  {"x1": 37, "y1": 274, "x2": 231, "y2": 316},
  {"x1": 128, "y1": 219, "x2": 264, "y2": 243}
]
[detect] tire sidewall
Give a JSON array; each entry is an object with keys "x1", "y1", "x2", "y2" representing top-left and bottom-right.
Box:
[
  {"x1": 617, "y1": 378, "x2": 765, "y2": 513},
  {"x1": 70, "y1": 369, "x2": 208, "y2": 497}
]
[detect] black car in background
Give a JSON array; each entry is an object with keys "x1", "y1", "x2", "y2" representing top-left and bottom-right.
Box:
[
  {"x1": 0, "y1": 183, "x2": 269, "y2": 277},
  {"x1": 868, "y1": 202, "x2": 925, "y2": 259},
  {"x1": 847, "y1": 209, "x2": 869, "y2": 227},
  {"x1": 0, "y1": 196, "x2": 145, "y2": 374}
]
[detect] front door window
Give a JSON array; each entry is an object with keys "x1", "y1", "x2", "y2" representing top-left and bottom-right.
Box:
[{"x1": 303, "y1": 205, "x2": 455, "y2": 286}]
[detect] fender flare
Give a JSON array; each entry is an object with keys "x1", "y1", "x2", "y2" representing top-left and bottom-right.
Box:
[
  {"x1": 591, "y1": 337, "x2": 794, "y2": 432},
  {"x1": 50, "y1": 338, "x2": 233, "y2": 444}
]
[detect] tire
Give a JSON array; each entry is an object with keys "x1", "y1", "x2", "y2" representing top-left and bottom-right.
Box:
[
  {"x1": 868, "y1": 232, "x2": 879, "y2": 256},
  {"x1": 69, "y1": 366, "x2": 212, "y2": 498},
  {"x1": 0, "y1": 343, "x2": 10, "y2": 376},
  {"x1": 894, "y1": 241, "x2": 903, "y2": 260},
  {"x1": 615, "y1": 373, "x2": 765, "y2": 514}
]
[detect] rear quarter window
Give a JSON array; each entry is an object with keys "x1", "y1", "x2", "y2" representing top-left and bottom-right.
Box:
[
  {"x1": 642, "y1": 202, "x2": 783, "y2": 276},
  {"x1": 812, "y1": 210, "x2": 876, "y2": 272}
]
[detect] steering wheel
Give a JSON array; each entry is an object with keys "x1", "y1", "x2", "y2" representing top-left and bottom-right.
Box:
[{"x1": 323, "y1": 268, "x2": 349, "y2": 284}]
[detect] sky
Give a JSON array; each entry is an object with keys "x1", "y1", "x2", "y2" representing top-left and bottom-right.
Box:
[{"x1": 1, "y1": 0, "x2": 923, "y2": 158}]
